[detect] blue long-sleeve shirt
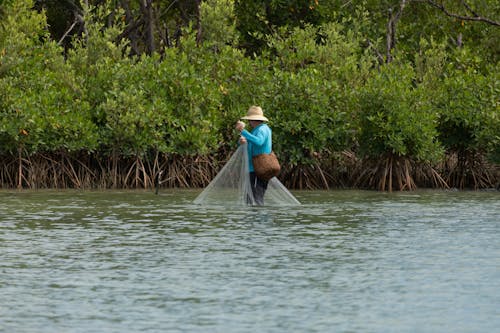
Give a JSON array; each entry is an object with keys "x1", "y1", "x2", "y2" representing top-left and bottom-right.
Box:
[{"x1": 240, "y1": 123, "x2": 272, "y2": 172}]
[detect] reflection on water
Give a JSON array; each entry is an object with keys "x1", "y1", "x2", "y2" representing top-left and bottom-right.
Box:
[{"x1": 0, "y1": 189, "x2": 499, "y2": 333}]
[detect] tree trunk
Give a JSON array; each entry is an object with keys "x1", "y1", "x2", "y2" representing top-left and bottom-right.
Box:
[
  {"x1": 386, "y1": 0, "x2": 407, "y2": 63},
  {"x1": 121, "y1": 0, "x2": 141, "y2": 55},
  {"x1": 140, "y1": 0, "x2": 155, "y2": 54}
]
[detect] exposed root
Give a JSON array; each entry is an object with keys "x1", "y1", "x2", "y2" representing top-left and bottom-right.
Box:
[
  {"x1": 353, "y1": 155, "x2": 441, "y2": 192},
  {"x1": 440, "y1": 152, "x2": 497, "y2": 189},
  {"x1": 0, "y1": 150, "x2": 497, "y2": 190}
]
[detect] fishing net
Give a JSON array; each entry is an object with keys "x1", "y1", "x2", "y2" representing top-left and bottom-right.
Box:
[{"x1": 194, "y1": 143, "x2": 300, "y2": 206}]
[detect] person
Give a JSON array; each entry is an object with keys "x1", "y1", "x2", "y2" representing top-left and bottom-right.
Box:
[{"x1": 235, "y1": 105, "x2": 272, "y2": 205}]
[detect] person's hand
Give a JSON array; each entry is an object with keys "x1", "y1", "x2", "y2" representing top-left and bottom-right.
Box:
[
  {"x1": 235, "y1": 121, "x2": 245, "y2": 132},
  {"x1": 239, "y1": 136, "x2": 247, "y2": 144}
]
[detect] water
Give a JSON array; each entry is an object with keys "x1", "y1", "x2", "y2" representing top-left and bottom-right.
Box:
[{"x1": 0, "y1": 189, "x2": 498, "y2": 333}]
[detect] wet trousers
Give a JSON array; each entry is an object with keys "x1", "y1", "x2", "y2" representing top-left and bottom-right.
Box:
[{"x1": 248, "y1": 172, "x2": 268, "y2": 206}]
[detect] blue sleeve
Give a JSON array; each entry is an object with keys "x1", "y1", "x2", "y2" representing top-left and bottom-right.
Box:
[{"x1": 241, "y1": 128, "x2": 267, "y2": 147}]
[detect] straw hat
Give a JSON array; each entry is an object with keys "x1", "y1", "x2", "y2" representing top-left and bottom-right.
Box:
[{"x1": 241, "y1": 106, "x2": 269, "y2": 122}]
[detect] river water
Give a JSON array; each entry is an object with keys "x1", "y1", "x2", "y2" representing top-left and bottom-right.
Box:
[{"x1": 0, "y1": 189, "x2": 498, "y2": 333}]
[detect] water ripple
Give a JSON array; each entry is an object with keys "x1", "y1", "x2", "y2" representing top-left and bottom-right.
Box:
[{"x1": 0, "y1": 189, "x2": 499, "y2": 333}]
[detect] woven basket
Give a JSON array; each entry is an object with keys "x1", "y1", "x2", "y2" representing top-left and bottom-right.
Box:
[{"x1": 252, "y1": 152, "x2": 281, "y2": 181}]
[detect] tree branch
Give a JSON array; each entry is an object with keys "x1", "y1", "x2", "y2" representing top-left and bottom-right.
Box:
[
  {"x1": 386, "y1": 0, "x2": 408, "y2": 63},
  {"x1": 366, "y1": 38, "x2": 384, "y2": 67},
  {"x1": 461, "y1": 0, "x2": 479, "y2": 17},
  {"x1": 419, "y1": 0, "x2": 500, "y2": 26},
  {"x1": 57, "y1": 18, "x2": 79, "y2": 45}
]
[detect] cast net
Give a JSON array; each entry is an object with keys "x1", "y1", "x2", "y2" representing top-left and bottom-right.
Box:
[{"x1": 194, "y1": 143, "x2": 300, "y2": 206}]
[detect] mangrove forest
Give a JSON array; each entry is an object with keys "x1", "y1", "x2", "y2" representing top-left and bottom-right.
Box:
[{"x1": 0, "y1": 0, "x2": 499, "y2": 191}]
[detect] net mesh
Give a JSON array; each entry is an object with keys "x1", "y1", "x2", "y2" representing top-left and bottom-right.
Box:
[{"x1": 194, "y1": 143, "x2": 300, "y2": 206}]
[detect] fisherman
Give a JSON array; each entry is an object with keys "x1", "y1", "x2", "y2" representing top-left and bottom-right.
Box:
[{"x1": 235, "y1": 106, "x2": 272, "y2": 205}]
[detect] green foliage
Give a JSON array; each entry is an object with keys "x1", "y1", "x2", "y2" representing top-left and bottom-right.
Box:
[
  {"x1": 414, "y1": 38, "x2": 448, "y2": 87},
  {"x1": 266, "y1": 22, "x2": 373, "y2": 85},
  {"x1": 356, "y1": 63, "x2": 443, "y2": 162},
  {"x1": 434, "y1": 51, "x2": 499, "y2": 162},
  {"x1": 0, "y1": 0, "x2": 97, "y2": 154},
  {"x1": 156, "y1": 43, "x2": 223, "y2": 155},
  {"x1": 266, "y1": 68, "x2": 350, "y2": 166},
  {"x1": 98, "y1": 56, "x2": 168, "y2": 156},
  {"x1": 234, "y1": 0, "x2": 324, "y2": 54},
  {"x1": 178, "y1": 36, "x2": 274, "y2": 147},
  {"x1": 67, "y1": 8, "x2": 225, "y2": 157},
  {"x1": 260, "y1": 22, "x2": 371, "y2": 165},
  {"x1": 200, "y1": 0, "x2": 239, "y2": 49}
]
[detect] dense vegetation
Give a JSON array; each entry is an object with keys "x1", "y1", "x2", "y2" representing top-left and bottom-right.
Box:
[{"x1": 0, "y1": 0, "x2": 498, "y2": 190}]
